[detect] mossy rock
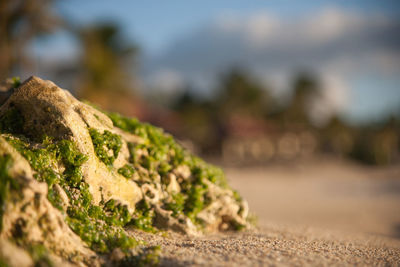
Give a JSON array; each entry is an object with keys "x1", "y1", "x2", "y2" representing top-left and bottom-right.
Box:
[{"x1": 0, "y1": 77, "x2": 249, "y2": 266}]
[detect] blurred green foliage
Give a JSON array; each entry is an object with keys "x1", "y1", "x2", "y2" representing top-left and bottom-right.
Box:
[
  {"x1": 216, "y1": 69, "x2": 273, "y2": 118},
  {"x1": 173, "y1": 70, "x2": 399, "y2": 165}
]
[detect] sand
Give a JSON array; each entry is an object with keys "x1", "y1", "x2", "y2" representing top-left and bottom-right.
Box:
[
  {"x1": 135, "y1": 226, "x2": 400, "y2": 266},
  {"x1": 136, "y1": 158, "x2": 400, "y2": 266}
]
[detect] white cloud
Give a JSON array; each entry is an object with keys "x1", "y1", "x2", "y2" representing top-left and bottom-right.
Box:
[
  {"x1": 305, "y1": 8, "x2": 359, "y2": 44},
  {"x1": 310, "y1": 74, "x2": 350, "y2": 125},
  {"x1": 148, "y1": 69, "x2": 184, "y2": 93},
  {"x1": 245, "y1": 13, "x2": 278, "y2": 46}
]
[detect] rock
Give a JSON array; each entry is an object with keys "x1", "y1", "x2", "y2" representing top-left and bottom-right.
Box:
[
  {"x1": 0, "y1": 76, "x2": 142, "y2": 210},
  {"x1": 0, "y1": 76, "x2": 249, "y2": 266},
  {"x1": 0, "y1": 137, "x2": 97, "y2": 266},
  {"x1": 0, "y1": 238, "x2": 33, "y2": 267}
]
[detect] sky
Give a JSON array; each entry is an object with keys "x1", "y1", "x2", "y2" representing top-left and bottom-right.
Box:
[{"x1": 34, "y1": 0, "x2": 400, "y2": 124}]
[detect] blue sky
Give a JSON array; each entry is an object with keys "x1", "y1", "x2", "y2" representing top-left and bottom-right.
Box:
[
  {"x1": 34, "y1": 0, "x2": 400, "y2": 124},
  {"x1": 56, "y1": 0, "x2": 400, "y2": 54}
]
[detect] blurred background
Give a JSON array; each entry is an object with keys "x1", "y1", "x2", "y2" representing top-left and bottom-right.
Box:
[{"x1": 1, "y1": 0, "x2": 400, "y2": 238}]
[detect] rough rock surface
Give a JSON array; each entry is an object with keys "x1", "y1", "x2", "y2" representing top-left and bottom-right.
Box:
[
  {"x1": 0, "y1": 77, "x2": 249, "y2": 266},
  {"x1": 0, "y1": 138, "x2": 96, "y2": 265},
  {"x1": 1, "y1": 77, "x2": 142, "y2": 209}
]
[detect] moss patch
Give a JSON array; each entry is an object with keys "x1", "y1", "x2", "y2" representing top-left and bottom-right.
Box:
[
  {"x1": 11, "y1": 77, "x2": 21, "y2": 88},
  {"x1": 107, "y1": 112, "x2": 234, "y2": 226},
  {"x1": 0, "y1": 79, "x2": 249, "y2": 267},
  {"x1": 27, "y1": 243, "x2": 54, "y2": 267},
  {"x1": 163, "y1": 193, "x2": 185, "y2": 218},
  {"x1": 2, "y1": 134, "x2": 139, "y2": 254},
  {"x1": 131, "y1": 200, "x2": 155, "y2": 232},
  {"x1": 0, "y1": 258, "x2": 9, "y2": 267},
  {"x1": 118, "y1": 164, "x2": 135, "y2": 178},
  {"x1": 116, "y1": 245, "x2": 161, "y2": 267},
  {"x1": 89, "y1": 128, "x2": 122, "y2": 167},
  {"x1": 0, "y1": 154, "x2": 20, "y2": 230}
]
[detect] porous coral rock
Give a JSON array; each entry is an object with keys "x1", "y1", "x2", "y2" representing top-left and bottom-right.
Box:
[
  {"x1": 0, "y1": 76, "x2": 249, "y2": 266},
  {"x1": 0, "y1": 77, "x2": 142, "y2": 210},
  {"x1": 0, "y1": 238, "x2": 33, "y2": 267},
  {"x1": 0, "y1": 137, "x2": 97, "y2": 266}
]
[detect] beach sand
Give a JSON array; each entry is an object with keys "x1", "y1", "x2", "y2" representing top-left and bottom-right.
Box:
[{"x1": 137, "y1": 158, "x2": 400, "y2": 266}]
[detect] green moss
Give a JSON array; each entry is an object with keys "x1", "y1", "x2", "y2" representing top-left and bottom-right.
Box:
[
  {"x1": 107, "y1": 113, "x2": 142, "y2": 134},
  {"x1": 3, "y1": 134, "x2": 139, "y2": 254},
  {"x1": 117, "y1": 245, "x2": 161, "y2": 267},
  {"x1": 184, "y1": 184, "x2": 207, "y2": 222},
  {"x1": 0, "y1": 258, "x2": 10, "y2": 267},
  {"x1": 27, "y1": 243, "x2": 54, "y2": 267},
  {"x1": 103, "y1": 199, "x2": 132, "y2": 226},
  {"x1": 108, "y1": 112, "x2": 185, "y2": 172},
  {"x1": 232, "y1": 190, "x2": 242, "y2": 202},
  {"x1": 107, "y1": 112, "x2": 228, "y2": 186},
  {"x1": 66, "y1": 206, "x2": 137, "y2": 253},
  {"x1": 64, "y1": 180, "x2": 137, "y2": 253},
  {"x1": 89, "y1": 128, "x2": 122, "y2": 167},
  {"x1": 118, "y1": 164, "x2": 135, "y2": 178},
  {"x1": 106, "y1": 112, "x2": 237, "y2": 227},
  {"x1": 3, "y1": 135, "x2": 84, "y2": 208},
  {"x1": 131, "y1": 200, "x2": 155, "y2": 232},
  {"x1": 0, "y1": 154, "x2": 20, "y2": 230},
  {"x1": 11, "y1": 77, "x2": 21, "y2": 88},
  {"x1": 58, "y1": 140, "x2": 88, "y2": 167},
  {"x1": 163, "y1": 193, "x2": 185, "y2": 218},
  {"x1": 47, "y1": 187, "x2": 64, "y2": 211},
  {"x1": 1, "y1": 104, "x2": 245, "y2": 264},
  {"x1": 0, "y1": 108, "x2": 24, "y2": 135},
  {"x1": 65, "y1": 184, "x2": 138, "y2": 254}
]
